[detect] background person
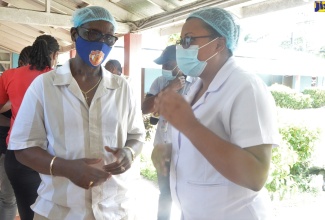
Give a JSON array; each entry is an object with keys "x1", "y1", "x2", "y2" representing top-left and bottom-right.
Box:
[
  {"x1": 142, "y1": 45, "x2": 196, "y2": 220},
  {"x1": 152, "y1": 7, "x2": 279, "y2": 220},
  {"x1": 0, "y1": 36, "x2": 59, "y2": 220},
  {"x1": 105, "y1": 59, "x2": 123, "y2": 76},
  {"x1": 0, "y1": 45, "x2": 32, "y2": 220},
  {"x1": 8, "y1": 6, "x2": 145, "y2": 220}
]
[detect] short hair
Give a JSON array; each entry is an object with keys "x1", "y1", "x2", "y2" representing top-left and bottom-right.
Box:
[
  {"x1": 18, "y1": 46, "x2": 32, "y2": 67},
  {"x1": 106, "y1": 59, "x2": 122, "y2": 73}
]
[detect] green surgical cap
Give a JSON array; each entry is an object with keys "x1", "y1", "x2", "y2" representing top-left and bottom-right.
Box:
[
  {"x1": 72, "y1": 6, "x2": 117, "y2": 31},
  {"x1": 188, "y1": 7, "x2": 240, "y2": 53}
]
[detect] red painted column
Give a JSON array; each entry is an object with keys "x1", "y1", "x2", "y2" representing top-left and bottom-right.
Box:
[
  {"x1": 124, "y1": 33, "x2": 142, "y2": 101},
  {"x1": 70, "y1": 49, "x2": 76, "y2": 58}
]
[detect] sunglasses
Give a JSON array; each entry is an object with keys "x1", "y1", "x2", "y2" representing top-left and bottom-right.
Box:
[
  {"x1": 176, "y1": 35, "x2": 213, "y2": 49},
  {"x1": 77, "y1": 27, "x2": 118, "y2": 46}
]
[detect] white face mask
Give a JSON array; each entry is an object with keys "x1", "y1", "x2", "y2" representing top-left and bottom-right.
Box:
[
  {"x1": 162, "y1": 65, "x2": 178, "y2": 81},
  {"x1": 176, "y1": 38, "x2": 219, "y2": 77}
]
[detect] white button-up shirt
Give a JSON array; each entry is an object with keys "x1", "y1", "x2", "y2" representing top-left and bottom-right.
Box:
[
  {"x1": 170, "y1": 57, "x2": 279, "y2": 220},
  {"x1": 9, "y1": 61, "x2": 145, "y2": 220}
]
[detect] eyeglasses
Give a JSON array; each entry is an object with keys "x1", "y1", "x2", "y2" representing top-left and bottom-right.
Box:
[
  {"x1": 77, "y1": 27, "x2": 118, "y2": 46},
  {"x1": 176, "y1": 35, "x2": 213, "y2": 49}
]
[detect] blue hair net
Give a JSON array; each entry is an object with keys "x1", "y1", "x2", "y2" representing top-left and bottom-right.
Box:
[
  {"x1": 72, "y1": 6, "x2": 117, "y2": 31},
  {"x1": 188, "y1": 7, "x2": 240, "y2": 53}
]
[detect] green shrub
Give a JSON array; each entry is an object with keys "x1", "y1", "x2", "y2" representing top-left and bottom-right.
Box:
[
  {"x1": 140, "y1": 154, "x2": 157, "y2": 182},
  {"x1": 266, "y1": 140, "x2": 298, "y2": 200},
  {"x1": 266, "y1": 125, "x2": 321, "y2": 200},
  {"x1": 303, "y1": 88, "x2": 325, "y2": 108},
  {"x1": 269, "y1": 84, "x2": 312, "y2": 109},
  {"x1": 141, "y1": 114, "x2": 157, "y2": 181}
]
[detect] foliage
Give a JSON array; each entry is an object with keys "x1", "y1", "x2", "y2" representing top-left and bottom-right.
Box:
[
  {"x1": 266, "y1": 140, "x2": 298, "y2": 200},
  {"x1": 140, "y1": 153, "x2": 157, "y2": 182},
  {"x1": 269, "y1": 84, "x2": 312, "y2": 109},
  {"x1": 167, "y1": 33, "x2": 180, "y2": 45},
  {"x1": 302, "y1": 88, "x2": 325, "y2": 108},
  {"x1": 280, "y1": 37, "x2": 304, "y2": 51},
  {"x1": 265, "y1": 125, "x2": 321, "y2": 200},
  {"x1": 140, "y1": 113, "x2": 157, "y2": 181},
  {"x1": 317, "y1": 46, "x2": 325, "y2": 59},
  {"x1": 143, "y1": 114, "x2": 155, "y2": 142}
]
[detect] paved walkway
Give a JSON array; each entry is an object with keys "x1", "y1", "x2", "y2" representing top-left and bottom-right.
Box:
[{"x1": 134, "y1": 177, "x2": 181, "y2": 220}]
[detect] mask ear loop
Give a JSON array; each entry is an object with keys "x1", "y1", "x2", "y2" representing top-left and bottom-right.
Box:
[
  {"x1": 198, "y1": 37, "x2": 219, "y2": 49},
  {"x1": 172, "y1": 66, "x2": 181, "y2": 78}
]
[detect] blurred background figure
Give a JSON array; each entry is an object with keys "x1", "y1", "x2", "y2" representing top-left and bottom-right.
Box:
[
  {"x1": 0, "y1": 35, "x2": 59, "y2": 220},
  {"x1": 105, "y1": 59, "x2": 123, "y2": 76},
  {"x1": 0, "y1": 45, "x2": 32, "y2": 220},
  {"x1": 142, "y1": 44, "x2": 196, "y2": 220}
]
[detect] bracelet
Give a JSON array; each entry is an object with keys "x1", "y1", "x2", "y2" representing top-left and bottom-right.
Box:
[
  {"x1": 124, "y1": 146, "x2": 135, "y2": 162},
  {"x1": 50, "y1": 156, "x2": 57, "y2": 176}
]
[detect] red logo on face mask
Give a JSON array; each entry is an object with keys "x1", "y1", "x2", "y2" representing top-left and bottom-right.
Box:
[{"x1": 89, "y1": 50, "x2": 105, "y2": 66}]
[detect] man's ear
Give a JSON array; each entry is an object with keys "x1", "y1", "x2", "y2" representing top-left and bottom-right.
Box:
[{"x1": 70, "y1": 27, "x2": 78, "y2": 42}]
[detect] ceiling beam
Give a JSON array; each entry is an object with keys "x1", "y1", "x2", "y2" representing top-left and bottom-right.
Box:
[
  {"x1": 0, "y1": 25, "x2": 36, "y2": 43},
  {"x1": 0, "y1": 7, "x2": 72, "y2": 28},
  {"x1": 134, "y1": 0, "x2": 311, "y2": 35},
  {"x1": 241, "y1": 0, "x2": 312, "y2": 18},
  {"x1": 0, "y1": 30, "x2": 33, "y2": 46},
  {"x1": 131, "y1": 0, "x2": 240, "y2": 32},
  {"x1": 82, "y1": 0, "x2": 141, "y2": 21},
  {"x1": 0, "y1": 7, "x2": 131, "y2": 33},
  {"x1": 0, "y1": 21, "x2": 46, "y2": 39},
  {"x1": 146, "y1": 0, "x2": 177, "y2": 12},
  {"x1": 45, "y1": 0, "x2": 51, "y2": 13},
  {"x1": 0, "y1": 34, "x2": 28, "y2": 54},
  {"x1": 3, "y1": 0, "x2": 44, "y2": 11}
]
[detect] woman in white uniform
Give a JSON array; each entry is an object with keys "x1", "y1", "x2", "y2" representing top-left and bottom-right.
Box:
[{"x1": 152, "y1": 7, "x2": 279, "y2": 220}]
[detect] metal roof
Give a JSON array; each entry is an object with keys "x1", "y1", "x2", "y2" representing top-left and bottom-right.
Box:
[{"x1": 0, "y1": 0, "x2": 312, "y2": 54}]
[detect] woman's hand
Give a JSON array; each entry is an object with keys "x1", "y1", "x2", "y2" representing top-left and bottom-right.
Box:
[{"x1": 154, "y1": 88, "x2": 198, "y2": 133}]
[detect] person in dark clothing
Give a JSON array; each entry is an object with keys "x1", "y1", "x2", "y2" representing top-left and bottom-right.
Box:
[
  {"x1": 0, "y1": 36, "x2": 59, "y2": 220},
  {"x1": 0, "y1": 45, "x2": 32, "y2": 220}
]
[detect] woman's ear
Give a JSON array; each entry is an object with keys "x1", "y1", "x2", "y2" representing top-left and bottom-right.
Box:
[{"x1": 216, "y1": 37, "x2": 226, "y2": 52}]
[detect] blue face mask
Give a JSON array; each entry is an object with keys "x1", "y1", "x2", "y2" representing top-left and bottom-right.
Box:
[
  {"x1": 76, "y1": 37, "x2": 112, "y2": 67},
  {"x1": 176, "y1": 38, "x2": 219, "y2": 77}
]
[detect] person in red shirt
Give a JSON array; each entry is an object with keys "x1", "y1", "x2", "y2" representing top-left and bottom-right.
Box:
[
  {"x1": 0, "y1": 35, "x2": 59, "y2": 220},
  {"x1": 0, "y1": 45, "x2": 32, "y2": 220}
]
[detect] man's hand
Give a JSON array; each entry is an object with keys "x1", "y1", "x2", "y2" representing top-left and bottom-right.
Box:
[
  {"x1": 151, "y1": 143, "x2": 172, "y2": 176},
  {"x1": 167, "y1": 76, "x2": 185, "y2": 92},
  {"x1": 65, "y1": 158, "x2": 111, "y2": 189},
  {"x1": 102, "y1": 146, "x2": 133, "y2": 175}
]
